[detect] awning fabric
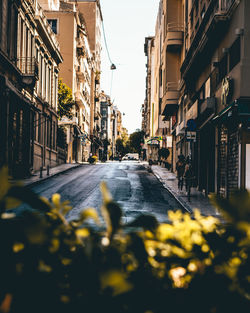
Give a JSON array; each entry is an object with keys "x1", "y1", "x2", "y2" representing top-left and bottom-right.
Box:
[{"x1": 212, "y1": 100, "x2": 250, "y2": 124}]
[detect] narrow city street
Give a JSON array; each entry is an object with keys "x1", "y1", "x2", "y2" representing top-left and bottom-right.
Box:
[{"x1": 31, "y1": 161, "x2": 185, "y2": 224}]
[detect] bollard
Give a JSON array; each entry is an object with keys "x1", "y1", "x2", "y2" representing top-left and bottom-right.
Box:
[
  {"x1": 47, "y1": 165, "x2": 50, "y2": 176},
  {"x1": 40, "y1": 167, "x2": 43, "y2": 178}
]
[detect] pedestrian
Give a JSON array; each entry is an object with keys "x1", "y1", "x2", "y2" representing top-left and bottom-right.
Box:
[
  {"x1": 176, "y1": 155, "x2": 185, "y2": 190},
  {"x1": 184, "y1": 157, "x2": 194, "y2": 200}
]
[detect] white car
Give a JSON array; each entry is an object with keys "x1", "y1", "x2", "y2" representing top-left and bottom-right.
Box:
[{"x1": 122, "y1": 153, "x2": 139, "y2": 161}]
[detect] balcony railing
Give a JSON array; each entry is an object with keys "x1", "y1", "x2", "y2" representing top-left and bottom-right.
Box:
[
  {"x1": 17, "y1": 57, "x2": 39, "y2": 86},
  {"x1": 182, "y1": 0, "x2": 238, "y2": 79},
  {"x1": 18, "y1": 57, "x2": 38, "y2": 76},
  {"x1": 166, "y1": 82, "x2": 179, "y2": 91},
  {"x1": 167, "y1": 22, "x2": 184, "y2": 32},
  {"x1": 166, "y1": 23, "x2": 184, "y2": 50}
]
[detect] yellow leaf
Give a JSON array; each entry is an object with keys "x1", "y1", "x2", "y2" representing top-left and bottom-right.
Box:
[
  {"x1": 60, "y1": 295, "x2": 70, "y2": 303},
  {"x1": 38, "y1": 260, "x2": 52, "y2": 272},
  {"x1": 61, "y1": 258, "x2": 72, "y2": 266},
  {"x1": 100, "y1": 270, "x2": 133, "y2": 296},
  {"x1": 0, "y1": 293, "x2": 12, "y2": 313},
  {"x1": 100, "y1": 181, "x2": 112, "y2": 203},
  {"x1": 5, "y1": 197, "x2": 22, "y2": 210},
  {"x1": 80, "y1": 208, "x2": 100, "y2": 224},
  {"x1": 52, "y1": 193, "x2": 61, "y2": 209},
  {"x1": 0, "y1": 167, "x2": 11, "y2": 200},
  {"x1": 13, "y1": 243, "x2": 24, "y2": 253},
  {"x1": 49, "y1": 238, "x2": 60, "y2": 253},
  {"x1": 76, "y1": 228, "x2": 90, "y2": 238}
]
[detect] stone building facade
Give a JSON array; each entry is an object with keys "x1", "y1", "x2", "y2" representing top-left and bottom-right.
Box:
[
  {"x1": 0, "y1": 0, "x2": 62, "y2": 177},
  {"x1": 144, "y1": 0, "x2": 250, "y2": 196},
  {"x1": 41, "y1": 0, "x2": 93, "y2": 163},
  {"x1": 70, "y1": 0, "x2": 103, "y2": 158}
]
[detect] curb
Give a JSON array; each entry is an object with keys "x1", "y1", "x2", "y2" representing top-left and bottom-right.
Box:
[
  {"x1": 147, "y1": 165, "x2": 193, "y2": 214},
  {"x1": 24, "y1": 164, "x2": 83, "y2": 188}
]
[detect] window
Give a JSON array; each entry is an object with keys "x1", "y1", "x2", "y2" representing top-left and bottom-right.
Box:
[
  {"x1": 47, "y1": 119, "x2": 51, "y2": 148},
  {"x1": 48, "y1": 19, "x2": 58, "y2": 34},
  {"x1": 229, "y1": 37, "x2": 241, "y2": 71},
  {"x1": 38, "y1": 113, "x2": 42, "y2": 144},
  {"x1": 219, "y1": 54, "x2": 228, "y2": 82}
]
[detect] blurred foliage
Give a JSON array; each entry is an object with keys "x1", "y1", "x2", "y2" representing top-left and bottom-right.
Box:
[
  {"x1": 127, "y1": 130, "x2": 145, "y2": 154},
  {"x1": 1, "y1": 166, "x2": 250, "y2": 313},
  {"x1": 57, "y1": 79, "x2": 75, "y2": 119}
]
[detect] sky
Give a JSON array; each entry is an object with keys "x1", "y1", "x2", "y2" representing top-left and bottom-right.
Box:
[{"x1": 100, "y1": 0, "x2": 159, "y2": 134}]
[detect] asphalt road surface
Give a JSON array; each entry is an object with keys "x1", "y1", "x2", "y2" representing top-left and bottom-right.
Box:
[{"x1": 31, "y1": 161, "x2": 185, "y2": 224}]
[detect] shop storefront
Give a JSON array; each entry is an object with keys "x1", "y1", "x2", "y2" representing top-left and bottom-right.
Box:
[
  {"x1": 0, "y1": 76, "x2": 34, "y2": 178},
  {"x1": 213, "y1": 99, "x2": 250, "y2": 197}
]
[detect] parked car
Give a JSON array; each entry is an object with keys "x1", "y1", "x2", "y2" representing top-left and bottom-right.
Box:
[{"x1": 122, "y1": 153, "x2": 139, "y2": 161}]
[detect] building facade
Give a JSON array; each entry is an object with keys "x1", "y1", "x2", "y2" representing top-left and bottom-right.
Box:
[
  {"x1": 0, "y1": 0, "x2": 62, "y2": 177},
  {"x1": 99, "y1": 91, "x2": 111, "y2": 161},
  {"x1": 70, "y1": 0, "x2": 103, "y2": 158},
  {"x1": 144, "y1": 0, "x2": 250, "y2": 196},
  {"x1": 41, "y1": 0, "x2": 93, "y2": 163}
]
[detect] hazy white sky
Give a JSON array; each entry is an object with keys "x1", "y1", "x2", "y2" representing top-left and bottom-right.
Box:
[{"x1": 100, "y1": 0, "x2": 159, "y2": 134}]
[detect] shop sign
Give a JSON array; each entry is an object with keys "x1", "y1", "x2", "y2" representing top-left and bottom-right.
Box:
[
  {"x1": 186, "y1": 100, "x2": 198, "y2": 120},
  {"x1": 186, "y1": 131, "x2": 196, "y2": 141},
  {"x1": 166, "y1": 136, "x2": 172, "y2": 148}
]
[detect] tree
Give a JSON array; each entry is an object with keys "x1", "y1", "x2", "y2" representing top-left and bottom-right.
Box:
[
  {"x1": 57, "y1": 79, "x2": 75, "y2": 119},
  {"x1": 116, "y1": 129, "x2": 129, "y2": 156},
  {"x1": 116, "y1": 138, "x2": 127, "y2": 156},
  {"x1": 128, "y1": 130, "x2": 144, "y2": 153}
]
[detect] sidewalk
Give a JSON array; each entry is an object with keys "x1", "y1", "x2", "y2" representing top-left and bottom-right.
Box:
[
  {"x1": 149, "y1": 164, "x2": 220, "y2": 217},
  {"x1": 18, "y1": 163, "x2": 84, "y2": 187}
]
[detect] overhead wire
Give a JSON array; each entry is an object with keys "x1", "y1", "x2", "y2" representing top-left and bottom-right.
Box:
[{"x1": 101, "y1": 20, "x2": 114, "y2": 66}]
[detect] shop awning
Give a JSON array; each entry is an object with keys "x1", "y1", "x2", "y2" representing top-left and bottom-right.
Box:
[{"x1": 212, "y1": 99, "x2": 250, "y2": 124}]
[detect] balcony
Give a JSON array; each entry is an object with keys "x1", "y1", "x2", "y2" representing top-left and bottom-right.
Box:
[
  {"x1": 166, "y1": 23, "x2": 184, "y2": 51},
  {"x1": 18, "y1": 57, "x2": 39, "y2": 86},
  {"x1": 181, "y1": 0, "x2": 239, "y2": 80},
  {"x1": 75, "y1": 91, "x2": 84, "y2": 106},
  {"x1": 162, "y1": 82, "x2": 180, "y2": 117},
  {"x1": 76, "y1": 66, "x2": 84, "y2": 82}
]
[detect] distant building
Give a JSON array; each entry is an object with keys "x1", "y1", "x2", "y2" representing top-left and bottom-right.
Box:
[
  {"x1": 0, "y1": 0, "x2": 62, "y2": 177},
  {"x1": 99, "y1": 91, "x2": 111, "y2": 161}
]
